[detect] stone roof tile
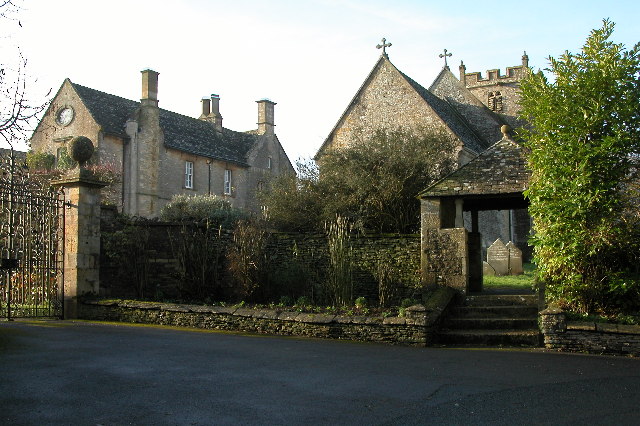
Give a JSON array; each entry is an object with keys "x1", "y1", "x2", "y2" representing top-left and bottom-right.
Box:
[
  {"x1": 71, "y1": 82, "x2": 257, "y2": 166},
  {"x1": 398, "y1": 70, "x2": 489, "y2": 154},
  {"x1": 419, "y1": 136, "x2": 530, "y2": 198}
]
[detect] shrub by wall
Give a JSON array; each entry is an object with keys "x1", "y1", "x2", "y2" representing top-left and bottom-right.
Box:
[{"x1": 100, "y1": 209, "x2": 421, "y2": 305}]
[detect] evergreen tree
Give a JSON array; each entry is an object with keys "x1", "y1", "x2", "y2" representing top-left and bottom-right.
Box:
[{"x1": 519, "y1": 19, "x2": 640, "y2": 314}]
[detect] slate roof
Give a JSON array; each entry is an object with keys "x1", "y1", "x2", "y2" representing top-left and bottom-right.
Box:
[
  {"x1": 429, "y1": 69, "x2": 505, "y2": 147},
  {"x1": 419, "y1": 136, "x2": 530, "y2": 198},
  {"x1": 72, "y1": 82, "x2": 138, "y2": 137},
  {"x1": 398, "y1": 70, "x2": 489, "y2": 154},
  {"x1": 71, "y1": 82, "x2": 257, "y2": 166}
]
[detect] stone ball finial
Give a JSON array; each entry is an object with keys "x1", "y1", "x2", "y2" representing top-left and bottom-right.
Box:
[
  {"x1": 68, "y1": 136, "x2": 94, "y2": 166},
  {"x1": 500, "y1": 125, "x2": 511, "y2": 138}
]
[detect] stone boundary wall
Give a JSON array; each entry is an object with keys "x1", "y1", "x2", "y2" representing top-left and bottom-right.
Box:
[
  {"x1": 79, "y1": 293, "x2": 455, "y2": 346},
  {"x1": 540, "y1": 307, "x2": 640, "y2": 357},
  {"x1": 268, "y1": 232, "x2": 421, "y2": 302},
  {"x1": 100, "y1": 207, "x2": 421, "y2": 303}
]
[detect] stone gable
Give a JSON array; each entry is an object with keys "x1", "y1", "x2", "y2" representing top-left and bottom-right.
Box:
[
  {"x1": 429, "y1": 69, "x2": 505, "y2": 145},
  {"x1": 323, "y1": 57, "x2": 461, "y2": 153}
]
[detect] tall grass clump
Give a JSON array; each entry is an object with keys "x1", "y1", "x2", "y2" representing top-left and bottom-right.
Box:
[
  {"x1": 228, "y1": 219, "x2": 269, "y2": 301},
  {"x1": 325, "y1": 216, "x2": 353, "y2": 306}
]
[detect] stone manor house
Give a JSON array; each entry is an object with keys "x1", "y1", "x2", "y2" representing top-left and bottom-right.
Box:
[
  {"x1": 30, "y1": 70, "x2": 294, "y2": 217},
  {"x1": 317, "y1": 45, "x2": 531, "y2": 257}
]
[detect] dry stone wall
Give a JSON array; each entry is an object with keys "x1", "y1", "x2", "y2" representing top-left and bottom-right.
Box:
[
  {"x1": 100, "y1": 210, "x2": 421, "y2": 304},
  {"x1": 268, "y1": 232, "x2": 421, "y2": 303},
  {"x1": 79, "y1": 299, "x2": 446, "y2": 346},
  {"x1": 540, "y1": 307, "x2": 640, "y2": 357}
]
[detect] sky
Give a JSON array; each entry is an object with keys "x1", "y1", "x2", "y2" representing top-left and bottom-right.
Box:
[{"x1": 2, "y1": 0, "x2": 640, "y2": 162}]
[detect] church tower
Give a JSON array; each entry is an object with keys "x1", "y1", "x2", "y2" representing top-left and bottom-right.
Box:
[{"x1": 459, "y1": 52, "x2": 529, "y2": 128}]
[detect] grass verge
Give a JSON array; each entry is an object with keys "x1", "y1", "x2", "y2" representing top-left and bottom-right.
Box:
[{"x1": 483, "y1": 263, "x2": 536, "y2": 291}]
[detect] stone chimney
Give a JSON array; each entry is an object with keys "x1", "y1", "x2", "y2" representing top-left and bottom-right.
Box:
[
  {"x1": 199, "y1": 94, "x2": 223, "y2": 132},
  {"x1": 201, "y1": 97, "x2": 211, "y2": 117},
  {"x1": 141, "y1": 69, "x2": 159, "y2": 107},
  {"x1": 257, "y1": 99, "x2": 276, "y2": 135},
  {"x1": 211, "y1": 94, "x2": 223, "y2": 128}
]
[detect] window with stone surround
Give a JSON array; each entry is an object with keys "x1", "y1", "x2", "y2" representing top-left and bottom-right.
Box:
[
  {"x1": 224, "y1": 169, "x2": 232, "y2": 195},
  {"x1": 185, "y1": 161, "x2": 193, "y2": 189},
  {"x1": 488, "y1": 91, "x2": 503, "y2": 112}
]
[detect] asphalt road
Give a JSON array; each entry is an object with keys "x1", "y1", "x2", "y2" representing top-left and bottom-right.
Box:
[{"x1": 1, "y1": 320, "x2": 639, "y2": 425}]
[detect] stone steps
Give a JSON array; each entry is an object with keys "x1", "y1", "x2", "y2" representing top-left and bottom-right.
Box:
[
  {"x1": 451, "y1": 305, "x2": 539, "y2": 318},
  {"x1": 437, "y1": 329, "x2": 541, "y2": 347},
  {"x1": 438, "y1": 293, "x2": 541, "y2": 347},
  {"x1": 443, "y1": 317, "x2": 538, "y2": 330},
  {"x1": 463, "y1": 294, "x2": 537, "y2": 307}
]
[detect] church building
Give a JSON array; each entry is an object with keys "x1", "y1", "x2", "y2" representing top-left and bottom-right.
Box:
[
  {"x1": 317, "y1": 41, "x2": 531, "y2": 257},
  {"x1": 30, "y1": 70, "x2": 294, "y2": 218}
]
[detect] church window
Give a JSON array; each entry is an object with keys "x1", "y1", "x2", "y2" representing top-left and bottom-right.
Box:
[
  {"x1": 267, "y1": 156, "x2": 272, "y2": 169},
  {"x1": 224, "y1": 169, "x2": 232, "y2": 195},
  {"x1": 488, "y1": 91, "x2": 503, "y2": 112},
  {"x1": 185, "y1": 161, "x2": 193, "y2": 189}
]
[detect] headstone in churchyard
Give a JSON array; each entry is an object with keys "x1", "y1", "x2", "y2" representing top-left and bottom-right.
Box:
[
  {"x1": 506, "y1": 241, "x2": 524, "y2": 275},
  {"x1": 487, "y1": 238, "x2": 509, "y2": 276},
  {"x1": 483, "y1": 261, "x2": 496, "y2": 276}
]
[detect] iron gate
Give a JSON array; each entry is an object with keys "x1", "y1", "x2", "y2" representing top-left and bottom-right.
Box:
[{"x1": 0, "y1": 149, "x2": 65, "y2": 319}]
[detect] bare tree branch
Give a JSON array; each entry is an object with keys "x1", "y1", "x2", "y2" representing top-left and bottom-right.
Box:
[{"x1": 0, "y1": 0, "x2": 51, "y2": 148}]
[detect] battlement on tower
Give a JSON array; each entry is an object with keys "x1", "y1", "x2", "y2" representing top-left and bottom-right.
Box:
[
  {"x1": 464, "y1": 66, "x2": 525, "y2": 87},
  {"x1": 460, "y1": 53, "x2": 529, "y2": 89}
]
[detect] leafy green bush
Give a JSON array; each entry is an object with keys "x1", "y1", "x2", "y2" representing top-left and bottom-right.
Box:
[
  {"x1": 260, "y1": 129, "x2": 456, "y2": 233},
  {"x1": 519, "y1": 19, "x2": 640, "y2": 315},
  {"x1": 26, "y1": 151, "x2": 55, "y2": 171},
  {"x1": 160, "y1": 194, "x2": 246, "y2": 227}
]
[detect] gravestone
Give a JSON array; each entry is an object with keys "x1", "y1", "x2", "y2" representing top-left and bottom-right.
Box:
[
  {"x1": 483, "y1": 261, "x2": 496, "y2": 276},
  {"x1": 487, "y1": 238, "x2": 509, "y2": 276},
  {"x1": 506, "y1": 241, "x2": 524, "y2": 275}
]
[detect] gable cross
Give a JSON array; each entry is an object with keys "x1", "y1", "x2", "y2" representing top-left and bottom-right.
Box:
[
  {"x1": 439, "y1": 48, "x2": 452, "y2": 68},
  {"x1": 376, "y1": 38, "x2": 392, "y2": 57}
]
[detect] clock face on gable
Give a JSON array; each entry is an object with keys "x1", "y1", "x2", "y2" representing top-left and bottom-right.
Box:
[{"x1": 55, "y1": 106, "x2": 74, "y2": 126}]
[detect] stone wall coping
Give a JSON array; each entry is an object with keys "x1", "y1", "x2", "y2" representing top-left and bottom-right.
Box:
[
  {"x1": 540, "y1": 306, "x2": 565, "y2": 315},
  {"x1": 83, "y1": 299, "x2": 422, "y2": 327},
  {"x1": 269, "y1": 231, "x2": 420, "y2": 238},
  {"x1": 566, "y1": 321, "x2": 596, "y2": 331},
  {"x1": 595, "y1": 323, "x2": 640, "y2": 335},
  {"x1": 540, "y1": 306, "x2": 640, "y2": 335}
]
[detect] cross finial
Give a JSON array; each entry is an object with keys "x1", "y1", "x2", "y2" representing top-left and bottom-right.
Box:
[
  {"x1": 439, "y1": 48, "x2": 452, "y2": 69},
  {"x1": 376, "y1": 38, "x2": 392, "y2": 57}
]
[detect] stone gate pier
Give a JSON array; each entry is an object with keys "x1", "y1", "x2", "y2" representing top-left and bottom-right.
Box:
[{"x1": 52, "y1": 136, "x2": 107, "y2": 318}]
